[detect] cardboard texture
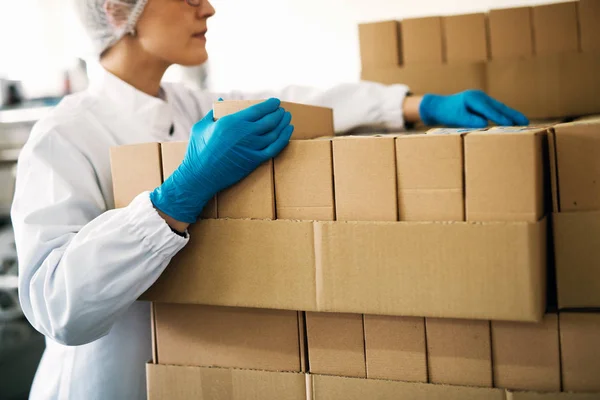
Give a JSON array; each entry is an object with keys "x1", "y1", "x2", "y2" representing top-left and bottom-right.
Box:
[
  {"x1": 487, "y1": 53, "x2": 600, "y2": 120},
  {"x1": 488, "y1": 7, "x2": 534, "y2": 59},
  {"x1": 552, "y1": 123, "x2": 600, "y2": 212},
  {"x1": 553, "y1": 211, "x2": 600, "y2": 309},
  {"x1": 507, "y1": 392, "x2": 600, "y2": 400},
  {"x1": 146, "y1": 364, "x2": 306, "y2": 400},
  {"x1": 217, "y1": 160, "x2": 275, "y2": 219},
  {"x1": 491, "y1": 314, "x2": 560, "y2": 392},
  {"x1": 361, "y1": 62, "x2": 487, "y2": 95},
  {"x1": 305, "y1": 313, "x2": 366, "y2": 378},
  {"x1": 311, "y1": 374, "x2": 505, "y2": 400},
  {"x1": 426, "y1": 318, "x2": 493, "y2": 388},
  {"x1": 110, "y1": 143, "x2": 162, "y2": 208},
  {"x1": 213, "y1": 100, "x2": 334, "y2": 140},
  {"x1": 153, "y1": 304, "x2": 302, "y2": 372},
  {"x1": 142, "y1": 218, "x2": 547, "y2": 322},
  {"x1": 443, "y1": 13, "x2": 489, "y2": 63},
  {"x1": 559, "y1": 313, "x2": 600, "y2": 392},
  {"x1": 465, "y1": 130, "x2": 546, "y2": 222},
  {"x1": 333, "y1": 137, "x2": 397, "y2": 222},
  {"x1": 358, "y1": 21, "x2": 402, "y2": 68},
  {"x1": 274, "y1": 139, "x2": 334, "y2": 221},
  {"x1": 532, "y1": 2, "x2": 579, "y2": 56},
  {"x1": 401, "y1": 17, "x2": 444, "y2": 64},
  {"x1": 579, "y1": 0, "x2": 600, "y2": 53},
  {"x1": 364, "y1": 315, "x2": 427, "y2": 382},
  {"x1": 396, "y1": 134, "x2": 464, "y2": 221},
  {"x1": 160, "y1": 141, "x2": 216, "y2": 218}
]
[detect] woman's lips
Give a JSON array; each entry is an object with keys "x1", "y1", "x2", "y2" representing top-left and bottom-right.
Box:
[{"x1": 192, "y1": 31, "x2": 207, "y2": 40}]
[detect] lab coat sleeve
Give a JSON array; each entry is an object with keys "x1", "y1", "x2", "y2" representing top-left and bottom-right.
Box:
[
  {"x1": 186, "y1": 82, "x2": 410, "y2": 133},
  {"x1": 11, "y1": 128, "x2": 188, "y2": 346}
]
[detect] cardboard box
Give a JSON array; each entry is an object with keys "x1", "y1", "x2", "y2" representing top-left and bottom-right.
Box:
[
  {"x1": 141, "y1": 217, "x2": 547, "y2": 321},
  {"x1": 491, "y1": 314, "x2": 560, "y2": 391},
  {"x1": 396, "y1": 133, "x2": 464, "y2": 221},
  {"x1": 401, "y1": 17, "x2": 443, "y2": 64},
  {"x1": 213, "y1": 100, "x2": 334, "y2": 140},
  {"x1": 486, "y1": 53, "x2": 600, "y2": 120},
  {"x1": 507, "y1": 391, "x2": 600, "y2": 400},
  {"x1": 146, "y1": 364, "x2": 307, "y2": 400},
  {"x1": 358, "y1": 21, "x2": 402, "y2": 68},
  {"x1": 161, "y1": 141, "x2": 217, "y2": 218},
  {"x1": 465, "y1": 129, "x2": 547, "y2": 222},
  {"x1": 311, "y1": 374, "x2": 505, "y2": 400},
  {"x1": 305, "y1": 313, "x2": 366, "y2": 378},
  {"x1": 153, "y1": 304, "x2": 303, "y2": 372},
  {"x1": 552, "y1": 211, "x2": 600, "y2": 309},
  {"x1": 426, "y1": 318, "x2": 492, "y2": 388},
  {"x1": 364, "y1": 315, "x2": 427, "y2": 382},
  {"x1": 443, "y1": 13, "x2": 489, "y2": 63},
  {"x1": 550, "y1": 123, "x2": 600, "y2": 212},
  {"x1": 217, "y1": 160, "x2": 275, "y2": 219},
  {"x1": 532, "y1": 2, "x2": 579, "y2": 56},
  {"x1": 579, "y1": 0, "x2": 600, "y2": 53},
  {"x1": 333, "y1": 136, "x2": 397, "y2": 222},
  {"x1": 559, "y1": 313, "x2": 600, "y2": 392},
  {"x1": 274, "y1": 139, "x2": 334, "y2": 220},
  {"x1": 361, "y1": 62, "x2": 487, "y2": 95},
  {"x1": 110, "y1": 143, "x2": 162, "y2": 208},
  {"x1": 488, "y1": 7, "x2": 534, "y2": 59}
]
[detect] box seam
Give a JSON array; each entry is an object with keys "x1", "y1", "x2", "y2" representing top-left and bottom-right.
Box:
[{"x1": 361, "y1": 314, "x2": 368, "y2": 379}]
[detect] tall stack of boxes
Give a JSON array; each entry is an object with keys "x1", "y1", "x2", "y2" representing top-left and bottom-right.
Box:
[
  {"x1": 359, "y1": 0, "x2": 600, "y2": 120},
  {"x1": 110, "y1": 98, "x2": 600, "y2": 399}
]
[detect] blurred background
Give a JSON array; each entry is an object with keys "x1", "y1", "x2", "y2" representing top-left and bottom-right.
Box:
[{"x1": 0, "y1": 0, "x2": 568, "y2": 398}]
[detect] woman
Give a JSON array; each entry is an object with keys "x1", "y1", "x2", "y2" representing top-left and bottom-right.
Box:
[{"x1": 11, "y1": 0, "x2": 528, "y2": 398}]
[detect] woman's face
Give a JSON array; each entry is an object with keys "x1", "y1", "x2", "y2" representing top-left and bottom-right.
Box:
[{"x1": 134, "y1": 0, "x2": 215, "y2": 66}]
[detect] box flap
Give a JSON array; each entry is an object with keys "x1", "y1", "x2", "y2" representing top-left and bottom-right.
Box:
[
  {"x1": 146, "y1": 364, "x2": 306, "y2": 400},
  {"x1": 311, "y1": 374, "x2": 505, "y2": 400},
  {"x1": 507, "y1": 391, "x2": 600, "y2": 399},
  {"x1": 553, "y1": 212, "x2": 600, "y2": 309}
]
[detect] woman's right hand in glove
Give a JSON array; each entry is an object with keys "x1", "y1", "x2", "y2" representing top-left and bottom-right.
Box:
[{"x1": 150, "y1": 98, "x2": 293, "y2": 225}]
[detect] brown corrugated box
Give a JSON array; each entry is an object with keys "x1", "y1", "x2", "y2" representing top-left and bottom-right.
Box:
[
  {"x1": 548, "y1": 123, "x2": 600, "y2": 309},
  {"x1": 491, "y1": 314, "x2": 560, "y2": 392},
  {"x1": 146, "y1": 364, "x2": 307, "y2": 400},
  {"x1": 579, "y1": 0, "x2": 600, "y2": 53},
  {"x1": 305, "y1": 313, "x2": 366, "y2": 378},
  {"x1": 559, "y1": 313, "x2": 600, "y2": 392},
  {"x1": 217, "y1": 160, "x2": 275, "y2": 219},
  {"x1": 358, "y1": 21, "x2": 402, "y2": 68},
  {"x1": 311, "y1": 374, "x2": 505, "y2": 400},
  {"x1": 161, "y1": 141, "x2": 217, "y2": 218},
  {"x1": 213, "y1": 100, "x2": 334, "y2": 140},
  {"x1": 443, "y1": 13, "x2": 489, "y2": 63},
  {"x1": 532, "y1": 2, "x2": 579, "y2": 56},
  {"x1": 364, "y1": 315, "x2": 427, "y2": 382},
  {"x1": 465, "y1": 129, "x2": 547, "y2": 222},
  {"x1": 333, "y1": 136, "x2": 397, "y2": 222},
  {"x1": 110, "y1": 142, "x2": 162, "y2": 208},
  {"x1": 487, "y1": 53, "x2": 600, "y2": 120},
  {"x1": 361, "y1": 62, "x2": 487, "y2": 95},
  {"x1": 153, "y1": 304, "x2": 304, "y2": 372},
  {"x1": 274, "y1": 139, "x2": 334, "y2": 221},
  {"x1": 396, "y1": 133, "x2": 464, "y2": 221},
  {"x1": 401, "y1": 17, "x2": 444, "y2": 64},
  {"x1": 426, "y1": 318, "x2": 492, "y2": 388},
  {"x1": 488, "y1": 7, "x2": 534, "y2": 59}
]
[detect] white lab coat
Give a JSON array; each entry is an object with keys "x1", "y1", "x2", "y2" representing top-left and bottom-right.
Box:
[{"x1": 11, "y1": 67, "x2": 408, "y2": 399}]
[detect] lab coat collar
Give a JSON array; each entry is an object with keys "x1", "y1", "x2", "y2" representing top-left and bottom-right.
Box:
[{"x1": 89, "y1": 67, "x2": 173, "y2": 136}]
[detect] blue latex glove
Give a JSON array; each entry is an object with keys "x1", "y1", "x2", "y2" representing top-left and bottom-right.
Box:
[
  {"x1": 150, "y1": 98, "x2": 293, "y2": 224},
  {"x1": 419, "y1": 90, "x2": 529, "y2": 128}
]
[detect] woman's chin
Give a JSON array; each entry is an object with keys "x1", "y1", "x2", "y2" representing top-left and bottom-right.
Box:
[{"x1": 176, "y1": 50, "x2": 209, "y2": 67}]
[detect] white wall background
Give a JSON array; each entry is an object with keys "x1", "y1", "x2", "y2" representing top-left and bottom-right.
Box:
[{"x1": 0, "y1": 0, "x2": 568, "y2": 97}]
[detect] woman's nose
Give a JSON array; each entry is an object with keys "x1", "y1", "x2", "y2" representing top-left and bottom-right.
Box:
[{"x1": 196, "y1": 0, "x2": 215, "y2": 19}]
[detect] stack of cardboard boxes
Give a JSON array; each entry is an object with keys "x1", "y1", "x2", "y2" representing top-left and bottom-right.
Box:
[
  {"x1": 111, "y1": 99, "x2": 600, "y2": 399},
  {"x1": 359, "y1": 0, "x2": 600, "y2": 120}
]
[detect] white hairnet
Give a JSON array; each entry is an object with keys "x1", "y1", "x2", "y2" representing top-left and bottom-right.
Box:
[{"x1": 75, "y1": 0, "x2": 148, "y2": 57}]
